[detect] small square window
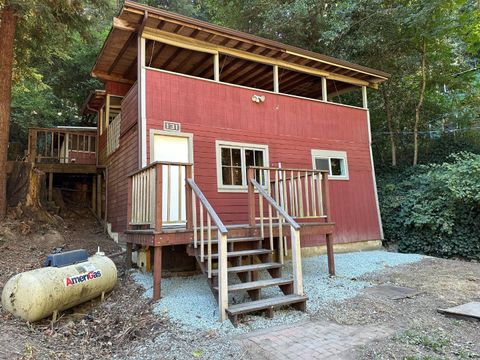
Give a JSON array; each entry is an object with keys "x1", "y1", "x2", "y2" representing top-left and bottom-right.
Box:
[{"x1": 312, "y1": 150, "x2": 349, "y2": 180}]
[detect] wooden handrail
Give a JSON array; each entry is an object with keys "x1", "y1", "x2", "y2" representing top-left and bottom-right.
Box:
[
  {"x1": 128, "y1": 161, "x2": 194, "y2": 178},
  {"x1": 249, "y1": 165, "x2": 328, "y2": 174},
  {"x1": 187, "y1": 179, "x2": 228, "y2": 234},
  {"x1": 250, "y1": 178, "x2": 300, "y2": 230}
]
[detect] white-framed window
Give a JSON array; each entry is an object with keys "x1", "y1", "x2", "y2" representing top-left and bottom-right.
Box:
[
  {"x1": 311, "y1": 149, "x2": 349, "y2": 180},
  {"x1": 216, "y1": 140, "x2": 269, "y2": 191}
]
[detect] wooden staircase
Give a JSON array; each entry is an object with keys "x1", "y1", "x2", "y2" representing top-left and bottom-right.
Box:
[{"x1": 194, "y1": 234, "x2": 307, "y2": 324}]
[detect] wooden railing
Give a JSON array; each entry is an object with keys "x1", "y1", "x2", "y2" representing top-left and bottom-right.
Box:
[
  {"x1": 127, "y1": 161, "x2": 193, "y2": 230},
  {"x1": 249, "y1": 177, "x2": 304, "y2": 296},
  {"x1": 28, "y1": 127, "x2": 97, "y2": 165},
  {"x1": 187, "y1": 179, "x2": 229, "y2": 321}
]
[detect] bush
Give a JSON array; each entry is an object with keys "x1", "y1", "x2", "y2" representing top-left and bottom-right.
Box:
[{"x1": 379, "y1": 152, "x2": 480, "y2": 260}]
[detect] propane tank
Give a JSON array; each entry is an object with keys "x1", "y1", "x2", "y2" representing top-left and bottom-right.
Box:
[{"x1": 1, "y1": 253, "x2": 117, "y2": 322}]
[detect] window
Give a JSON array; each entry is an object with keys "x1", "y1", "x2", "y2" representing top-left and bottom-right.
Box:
[
  {"x1": 311, "y1": 149, "x2": 349, "y2": 180},
  {"x1": 216, "y1": 141, "x2": 269, "y2": 190}
]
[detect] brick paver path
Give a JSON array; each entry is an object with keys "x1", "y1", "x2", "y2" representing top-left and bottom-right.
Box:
[{"x1": 237, "y1": 320, "x2": 394, "y2": 359}]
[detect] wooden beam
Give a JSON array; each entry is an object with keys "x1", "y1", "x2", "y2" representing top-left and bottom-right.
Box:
[
  {"x1": 113, "y1": 17, "x2": 137, "y2": 32},
  {"x1": 92, "y1": 70, "x2": 135, "y2": 84}
]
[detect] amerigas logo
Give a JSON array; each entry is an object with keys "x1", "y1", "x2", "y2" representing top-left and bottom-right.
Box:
[{"x1": 65, "y1": 270, "x2": 102, "y2": 287}]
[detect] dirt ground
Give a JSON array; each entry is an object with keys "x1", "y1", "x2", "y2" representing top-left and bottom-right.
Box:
[
  {"x1": 315, "y1": 257, "x2": 480, "y2": 359},
  {"x1": 1, "y1": 205, "x2": 479, "y2": 359}
]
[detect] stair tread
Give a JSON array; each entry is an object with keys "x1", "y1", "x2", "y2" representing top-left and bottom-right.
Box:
[
  {"x1": 226, "y1": 294, "x2": 308, "y2": 315},
  {"x1": 210, "y1": 249, "x2": 272, "y2": 259},
  {"x1": 208, "y1": 237, "x2": 263, "y2": 244},
  {"x1": 214, "y1": 277, "x2": 293, "y2": 292},
  {"x1": 211, "y1": 262, "x2": 282, "y2": 275}
]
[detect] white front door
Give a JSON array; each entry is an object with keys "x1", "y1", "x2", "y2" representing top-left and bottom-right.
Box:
[{"x1": 152, "y1": 133, "x2": 192, "y2": 227}]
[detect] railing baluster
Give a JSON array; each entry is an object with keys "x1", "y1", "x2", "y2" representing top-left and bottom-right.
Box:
[
  {"x1": 289, "y1": 170, "x2": 294, "y2": 216},
  {"x1": 200, "y1": 203, "x2": 204, "y2": 262},
  {"x1": 298, "y1": 171, "x2": 303, "y2": 217},
  {"x1": 282, "y1": 170, "x2": 288, "y2": 213},
  {"x1": 192, "y1": 190, "x2": 197, "y2": 248},
  {"x1": 167, "y1": 164, "x2": 171, "y2": 223},
  {"x1": 316, "y1": 172, "x2": 323, "y2": 216},
  {"x1": 178, "y1": 165, "x2": 182, "y2": 221},
  {"x1": 207, "y1": 213, "x2": 212, "y2": 278},
  {"x1": 259, "y1": 192, "x2": 264, "y2": 238},
  {"x1": 311, "y1": 172, "x2": 317, "y2": 217},
  {"x1": 304, "y1": 171, "x2": 310, "y2": 217},
  {"x1": 278, "y1": 213, "x2": 284, "y2": 264},
  {"x1": 268, "y1": 203, "x2": 273, "y2": 251}
]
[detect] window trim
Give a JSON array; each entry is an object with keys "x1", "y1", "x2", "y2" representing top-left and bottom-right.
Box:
[
  {"x1": 215, "y1": 140, "x2": 269, "y2": 192},
  {"x1": 311, "y1": 149, "x2": 349, "y2": 180}
]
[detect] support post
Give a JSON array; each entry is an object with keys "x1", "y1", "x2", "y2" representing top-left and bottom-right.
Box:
[
  {"x1": 185, "y1": 165, "x2": 193, "y2": 231},
  {"x1": 290, "y1": 228, "x2": 303, "y2": 295},
  {"x1": 138, "y1": 35, "x2": 147, "y2": 168},
  {"x1": 247, "y1": 167, "x2": 256, "y2": 228},
  {"x1": 362, "y1": 85, "x2": 368, "y2": 109},
  {"x1": 96, "y1": 174, "x2": 102, "y2": 218},
  {"x1": 217, "y1": 230, "x2": 228, "y2": 321},
  {"x1": 153, "y1": 246, "x2": 162, "y2": 300},
  {"x1": 126, "y1": 243, "x2": 132, "y2": 269},
  {"x1": 213, "y1": 53, "x2": 220, "y2": 82},
  {"x1": 273, "y1": 65, "x2": 279, "y2": 93},
  {"x1": 321, "y1": 77, "x2": 328, "y2": 102},
  {"x1": 92, "y1": 175, "x2": 97, "y2": 213},
  {"x1": 321, "y1": 172, "x2": 330, "y2": 221},
  {"x1": 326, "y1": 233, "x2": 335, "y2": 276},
  {"x1": 127, "y1": 175, "x2": 132, "y2": 229},
  {"x1": 29, "y1": 129, "x2": 37, "y2": 164},
  {"x1": 155, "y1": 164, "x2": 163, "y2": 231},
  {"x1": 48, "y1": 173, "x2": 53, "y2": 202}
]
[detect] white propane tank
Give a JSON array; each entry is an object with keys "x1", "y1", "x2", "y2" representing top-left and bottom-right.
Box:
[{"x1": 1, "y1": 253, "x2": 117, "y2": 322}]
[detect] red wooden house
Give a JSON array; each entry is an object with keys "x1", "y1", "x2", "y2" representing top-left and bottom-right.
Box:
[{"x1": 82, "y1": 1, "x2": 389, "y2": 322}]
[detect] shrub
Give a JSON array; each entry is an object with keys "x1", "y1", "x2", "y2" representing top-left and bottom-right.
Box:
[{"x1": 379, "y1": 152, "x2": 480, "y2": 260}]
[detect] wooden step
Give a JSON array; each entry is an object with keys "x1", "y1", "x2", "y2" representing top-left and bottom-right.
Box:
[
  {"x1": 208, "y1": 236, "x2": 263, "y2": 245},
  {"x1": 214, "y1": 277, "x2": 293, "y2": 292},
  {"x1": 211, "y1": 262, "x2": 282, "y2": 275},
  {"x1": 210, "y1": 249, "x2": 272, "y2": 259},
  {"x1": 226, "y1": 294, "x2": 308, "y2": 317}
]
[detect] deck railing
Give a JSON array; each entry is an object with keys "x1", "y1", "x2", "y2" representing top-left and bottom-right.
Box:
[
  {"x1": 28, "y1": 127, "x2": 97, "y2": 165},
  {"x1": 127, "y1": 161, "x2": 193, "y2": 230},
  {"x1": 187, "y1": 179, "x2": 229, "y2": 321}
]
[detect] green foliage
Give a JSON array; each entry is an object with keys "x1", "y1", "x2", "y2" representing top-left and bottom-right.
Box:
[
  {"x1": 379, "y1": 152, "x2": 480, "y2": 260},
  {"x1": 397, "y1": 329, "x2": 450, "y2": 352}
]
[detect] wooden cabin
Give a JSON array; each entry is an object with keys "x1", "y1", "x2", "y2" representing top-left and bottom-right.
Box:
[{"x1": 81, "y1": 1, "x2": 389, "y2": 322}]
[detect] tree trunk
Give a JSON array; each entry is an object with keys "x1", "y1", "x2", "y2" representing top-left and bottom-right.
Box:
[
  {"x1": 381, "y1": 86, "x2": 397, "y2": 167},
  {"x1": 413, "y1": 40, "x2": 427, "y2": 166},
  {"x1": 0, "y1": 5, "x2": 17, "y2": 219}
]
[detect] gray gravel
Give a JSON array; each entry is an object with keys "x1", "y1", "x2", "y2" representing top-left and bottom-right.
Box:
[{"x1": 132, "y1": 250, "x2": 424, "y2": 334}]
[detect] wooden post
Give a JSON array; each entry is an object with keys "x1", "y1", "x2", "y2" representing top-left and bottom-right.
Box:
[
  {"x1": 153, "y1": 246, "x2": 162, "y2": 300},
  {"x1": 92, "y1": 176, "x2": 97, "y2": 213},
  {"x1": 29, "y1": 129, "x2": 37, "y2": 164},
  {"x1": 290, "y1": 227, "x2": 304, "y2": 295},
  {"x1": 321, "y1": 172, "x2": 330, "y2": 221},
  {"x1": 213, "y1": 53, "x2": 220, "y2": 82},
  {"x1": 362, "y1": 85, "x2": 368, "y2": 109},
  {"x1": 185, "y1": 165, "x2": 193, "y2": 231},
  {"x1": 155, "y1": 164, "x2": 163, "y2": 231},
  {"x1": 97, "y1": 174, "x2": 102, "y2": 218},
  {"x1": 326, "y1": 233, "x2": 335, "y2": 276},
  {"x1": 321, "y1": 77, "x2": 328, "y2": 102},
  {"x1": 273, "y1": 65, "x2": 279, "y2": 93},
  {"x1": 48, "y1": 173, "x2": 53, "y2": 202},
  {"x1": 126, "y1": 243, "x2": 132, "y2": 269},
  {"x1": 217, "y1": 230, "x2": 228, "y2": 321},
  {"x1": 127, "y1": 175, "x2": 132, "y2": 229},
  {"x1": 247, "y1": 167, "x2": 256, "y2": 228}
]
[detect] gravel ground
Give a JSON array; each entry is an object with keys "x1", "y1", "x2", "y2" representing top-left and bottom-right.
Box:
[{"x1": 132, "y1": 250, "x2": 424, "y2": 334}]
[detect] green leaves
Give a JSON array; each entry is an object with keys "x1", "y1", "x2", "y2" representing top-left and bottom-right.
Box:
[{"x1": 380, "y1": 152, "x2": 480, "y2": 260}]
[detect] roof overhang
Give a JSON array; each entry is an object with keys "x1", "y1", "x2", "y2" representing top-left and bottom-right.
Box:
[{"x1": 92, "y1": 1, "x2": 390, "y2": 94}]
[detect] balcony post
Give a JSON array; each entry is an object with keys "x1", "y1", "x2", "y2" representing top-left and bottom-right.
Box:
[
  {"x1": 155, "y1": 164, "x2": 163, "y2": 231},
  {"x1": 321, "y1": 77, "x2": 328, "y2": 102},
  {"x1": 248, "y1": 167, "x2": 256, "y2": 228},
  {"x1": 185, "y1": 165, "x2": 193, "y2": 231},
  {"x1": 321, "y1": 171, "x2": 330, "y2": 221},
  {"x1": 362, "y1": 85, "x2": 368, "y2": 109},
  {"x1": 213, "y1": 53, "x2": 220, "y2": 82}
]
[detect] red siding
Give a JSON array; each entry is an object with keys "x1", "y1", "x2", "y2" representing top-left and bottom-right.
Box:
[
  {"x1": 106, "y1": 85, "x2": 139, "y2": 237},
  {"x1": 104, "y1": 81, "x2": 132, "y2": 97},
  {"x1": 145, "y1": 70, "x2": 381, "y2": 245}
]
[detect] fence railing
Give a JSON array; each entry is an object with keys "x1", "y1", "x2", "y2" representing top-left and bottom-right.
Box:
[
  {"x1": 187, "y1": 178, "x2": 229, "y2": 321},
  {"x1": 127, "y1": 161, "x2": 193, "y2": 230},
  {"x1": 28, "y1": 128, "x2": 97, "y2": 165}
]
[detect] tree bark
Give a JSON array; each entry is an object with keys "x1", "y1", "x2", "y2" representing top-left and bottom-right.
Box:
[
  {"x1": 381, "y1": 86, "x2": 397, "y2": 167},
  {"x1": 413, "y1": 40, "x2": 427, "y2": 166},
  {"x1": 0, "y1": 5, "x2": 17, "y2": 219}
]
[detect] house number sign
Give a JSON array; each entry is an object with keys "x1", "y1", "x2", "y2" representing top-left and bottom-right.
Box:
[{"x1": 163, "y1": 121, "x2": 181, "y2": 132}]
